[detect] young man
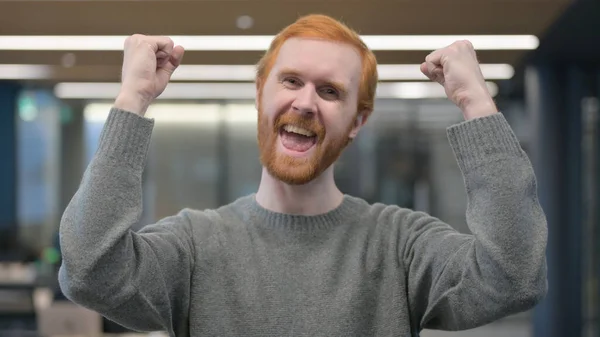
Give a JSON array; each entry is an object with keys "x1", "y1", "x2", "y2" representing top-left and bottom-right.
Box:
[{"x1": 58, "y1": 14, "x2": 548, "y2": 337}]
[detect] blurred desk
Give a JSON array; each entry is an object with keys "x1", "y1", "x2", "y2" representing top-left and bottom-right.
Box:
[
  {"x1": 0, "y1": 280, "x2": 37, "y2": 331},
  {"x1": 0, "y1": 264, "x2": 167, "y2": 337}
]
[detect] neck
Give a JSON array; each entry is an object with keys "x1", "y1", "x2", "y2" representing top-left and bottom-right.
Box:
[{"x1": 255, "y1": 165, "x2": 344, "y2": 215}]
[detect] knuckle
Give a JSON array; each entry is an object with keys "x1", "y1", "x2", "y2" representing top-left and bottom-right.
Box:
[
  {"x1": 124, "y1": 35, "x2": 134, "y2": 46},
  {"x1": 165, "y1": 37, "x2": 175, "y2": 48},
  {"x1": 131, "y1": 34, "x2": 145, "y2": 41},
  {"x1": 425, "y1": 51, "x2": 436, "y2": 62},
  {"x1": 453, "y1": 39, "x2": 471, "y2": 50},
  {"x1": 125, "y1": 34, "x2": 145, "y2": 46}
]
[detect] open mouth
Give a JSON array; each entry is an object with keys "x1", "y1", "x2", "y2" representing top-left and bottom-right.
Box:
[{"x1": 279, "y1": 124, "x2": 317, "y2": 153}]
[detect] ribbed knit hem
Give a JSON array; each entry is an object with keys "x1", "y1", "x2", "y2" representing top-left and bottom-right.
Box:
[
  {"x1": 447, "y1": 112, "x2": 524, "y2": 173},
  {"x1": 236, "y1": 194, "x2": 367, "y2": 232},
  {"x1": 96, "y1": 108, "x2": 155, "y2": 171}
]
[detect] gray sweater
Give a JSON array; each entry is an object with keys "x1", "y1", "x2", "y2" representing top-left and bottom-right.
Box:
[{"x1": 58, "y1": 108, "x2": 547, "y2": 337}]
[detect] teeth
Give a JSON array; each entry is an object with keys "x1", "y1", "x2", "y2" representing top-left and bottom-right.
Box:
[{"x1": 283, "y1": 125, "x2": 316, "y2": 137}]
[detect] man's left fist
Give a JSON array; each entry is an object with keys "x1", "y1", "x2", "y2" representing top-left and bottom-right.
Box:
[{"x1": 421, "y1": 40, "x2": 498, "y2": 120}]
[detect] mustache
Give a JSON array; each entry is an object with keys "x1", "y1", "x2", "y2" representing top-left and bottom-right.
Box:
[{"x1": 273, "y1": 112, "x2": 325, "y2": 136}]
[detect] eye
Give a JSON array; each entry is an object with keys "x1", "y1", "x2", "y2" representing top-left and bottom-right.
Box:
[
  {"x1": 282, "y1": 77, "x2": 301, "y2": 88},
  {"x1": 319, "y1": 87, "x2": 339, "y2": 100}
]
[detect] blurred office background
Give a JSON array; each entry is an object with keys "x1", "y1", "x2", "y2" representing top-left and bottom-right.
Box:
[{"x1": 0, "y1": 0, "x2": 598, "y2": 336}]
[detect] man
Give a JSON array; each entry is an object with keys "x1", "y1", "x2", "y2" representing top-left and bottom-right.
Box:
[{"x1": 58, "y1": 14, "x2": 548, "y2": 337}]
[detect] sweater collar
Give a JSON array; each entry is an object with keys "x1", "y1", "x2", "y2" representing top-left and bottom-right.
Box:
[{"x1": 236, "y1": 193, "x2": 366, "y2": 232}]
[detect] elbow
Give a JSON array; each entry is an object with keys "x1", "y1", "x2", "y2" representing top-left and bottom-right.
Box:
[
  {"x1": 58, "y1": 264, "x2": 112, "y2": 312},
  {"x1": 58, "y1": 265, "x2": 91, "y2": 306},
  {"x1": 519, "y1": 254, "x2": 548, "y2": 305},
  {"x1": 57, "y1": 264, "x2": 101, "y2": 306},
  {"x1": 498, "y1": 234, "x2": 548, "y2": 311},
  {"x1": 58, "y1": 261, "x2": 137, "y2": 313},
  {"x1": 510, "y1": 279, "x2": 548, "y2": 313},
  {"x1": 486, "y1": 251, "x2": 548, "y2": 315},
  {"x1": 505, "y1": 264, "x2": 548, "y2": 313}
]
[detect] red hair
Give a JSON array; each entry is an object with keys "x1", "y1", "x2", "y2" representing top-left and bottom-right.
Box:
[{"x1": 256, "y1": 14, "x2": 378, "y2": 118}]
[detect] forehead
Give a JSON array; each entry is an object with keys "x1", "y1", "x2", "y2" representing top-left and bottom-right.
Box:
[{"x1": 272, "y1": 38, "x2": 362, "y2": 89}]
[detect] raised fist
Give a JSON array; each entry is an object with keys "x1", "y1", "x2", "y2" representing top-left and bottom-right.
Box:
[
  {"x1": 421, "y1": 40, "x2": 497, "y2": 119},
  {"x1": 115, "y1": 34, "x2": 185, "y2": 115}
]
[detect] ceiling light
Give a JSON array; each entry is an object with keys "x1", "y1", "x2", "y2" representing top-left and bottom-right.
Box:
[
  {"x1": 84, "y1": 102, "x2": 258, "y2": 124},
  {"x1": 61, "y1": 53, "x2": 77, "y2": 68},
  {"x1": 55, "y1": 82, "x2": 256, "y2": 100},
  {"x1": 364, "y1": 35, "x2": 538, "y2": 50},
  {"x1": 172, "y1": 63, "x2": 513, "y2": 81},
  {"x1": 85, "y1": 103, "x2": 222, "y2": 123},
  {"x1": 377, "y1": 64, "x2": 513, "y2": 80},
  {"x1": 0, "y1": 64, "x2": 53, "y2": 79},
  {"x1": 378, "y1": 82, "x2": 498, "y2": 99},
  {"x1": 236, "y1": 15, "x2": 254, "y2": 30},
  {"x1": 0, "y1": 35, "x2": 538, "y2": 51},
  {"x1": 0, "y1": 63, "x2": 515, "y2": 81},
  {"x1": 54, "y1": 81, "x2": 498, "y2": 100},
  {"x1": 172, "y1": 65, "x2": 257, "y2": 81}
]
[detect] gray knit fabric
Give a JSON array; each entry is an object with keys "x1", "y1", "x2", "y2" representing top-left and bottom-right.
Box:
[{"x1": 58, "y1": 108, "x2": 547, "y2": 337}]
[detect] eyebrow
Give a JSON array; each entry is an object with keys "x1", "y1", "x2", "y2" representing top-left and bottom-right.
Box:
[{"x1": 277, "y1": 67, "x2": 349, "y2": 98}]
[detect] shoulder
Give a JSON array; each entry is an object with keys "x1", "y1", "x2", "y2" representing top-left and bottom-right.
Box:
[
  {"x1": 346, "y1": 195, "x2": 411, "y2": 221},
  {"x1": 183, "y1": 194, "x2": 254, "y2": 226},
  {"x1": 176, "y1": 194, "x2": 254, "y2": 238},
  {"x1": 346, "y1": 195, "x2": 446, "y2": 234},
  {"x1": 148, "y1": 196, "x2": 253, "y2": 259}
]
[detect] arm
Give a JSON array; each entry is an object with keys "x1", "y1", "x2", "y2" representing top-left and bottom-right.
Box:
[
  {"x1": 58, "y1": 108, "x2": 195, "y2": 336},
  {"x1": 400, "y1": 112, "x2": 547, "y2": 331}
]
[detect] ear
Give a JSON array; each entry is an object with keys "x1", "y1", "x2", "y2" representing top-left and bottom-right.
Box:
[{"x1": 348, "y1": 110, "x2": 370, "y2": 140}]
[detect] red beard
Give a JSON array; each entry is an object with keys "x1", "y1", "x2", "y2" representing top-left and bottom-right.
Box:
[{"x1": 257, "y1": 101, "x2": 354, "y2": 185}]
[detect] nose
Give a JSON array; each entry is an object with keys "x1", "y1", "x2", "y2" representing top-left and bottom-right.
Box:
[{"x1": 291, "y1": 85, "x2": 317, "y2": 116}]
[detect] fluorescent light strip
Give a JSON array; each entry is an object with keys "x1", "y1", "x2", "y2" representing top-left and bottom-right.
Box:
[
  {"x1": 364, "y1": 35, "x2": 538, "y2": 50},
  {"x1": 55, "y1": 83, "x2": 253, "y2": 100},
  {"x1": 377, "y1": 64, "x2": 513, "y2": 80},
  {"x1": 172, "y1": 63, "x2": 514, "y2": 81},
  {"x1": 0, "y1": 35, "x2": 539, "y2": 51},
  {"x1": 85, "y1": 103, "x2": 221, "y2": 123},
  {"x1": 0, "y1": 64, "x2": 53, "y2": 79},
  {"x1": 84, "y1": 103, "x2": 258, "y2": 124},
  {"x1": 55, "y1": 82, "x2": 498, "y2": 100},
  {"x1": 0, "y1": 63, "x2": 515, "y2": 81},
  {"x1": 173, "y1": 65, "x2": 258, "y2": 81}
]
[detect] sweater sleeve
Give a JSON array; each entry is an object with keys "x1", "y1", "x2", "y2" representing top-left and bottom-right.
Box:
[
  {"x1": 58, "y1": 108, "x2": 195, "y2": 337},
  {"x1": 399, "y1": 113, "x2": 548, "y2": 331}
]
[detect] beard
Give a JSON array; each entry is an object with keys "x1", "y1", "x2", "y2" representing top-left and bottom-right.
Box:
[{"x1": 256, "y1": 102, "x2": 354, "y2": 185}]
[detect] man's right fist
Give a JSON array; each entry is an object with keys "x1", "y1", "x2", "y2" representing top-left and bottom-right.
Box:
[{"x1": 115, "y1": 35, "x2": 185, "y2": 116}]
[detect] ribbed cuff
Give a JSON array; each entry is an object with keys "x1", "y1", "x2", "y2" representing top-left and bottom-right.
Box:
[
  {"x1": 447, "y1": 113, "x2": 524, "y2": 173},
  {"x1": 96, "y1": 108, "x2": 155, "y2": 171}
]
